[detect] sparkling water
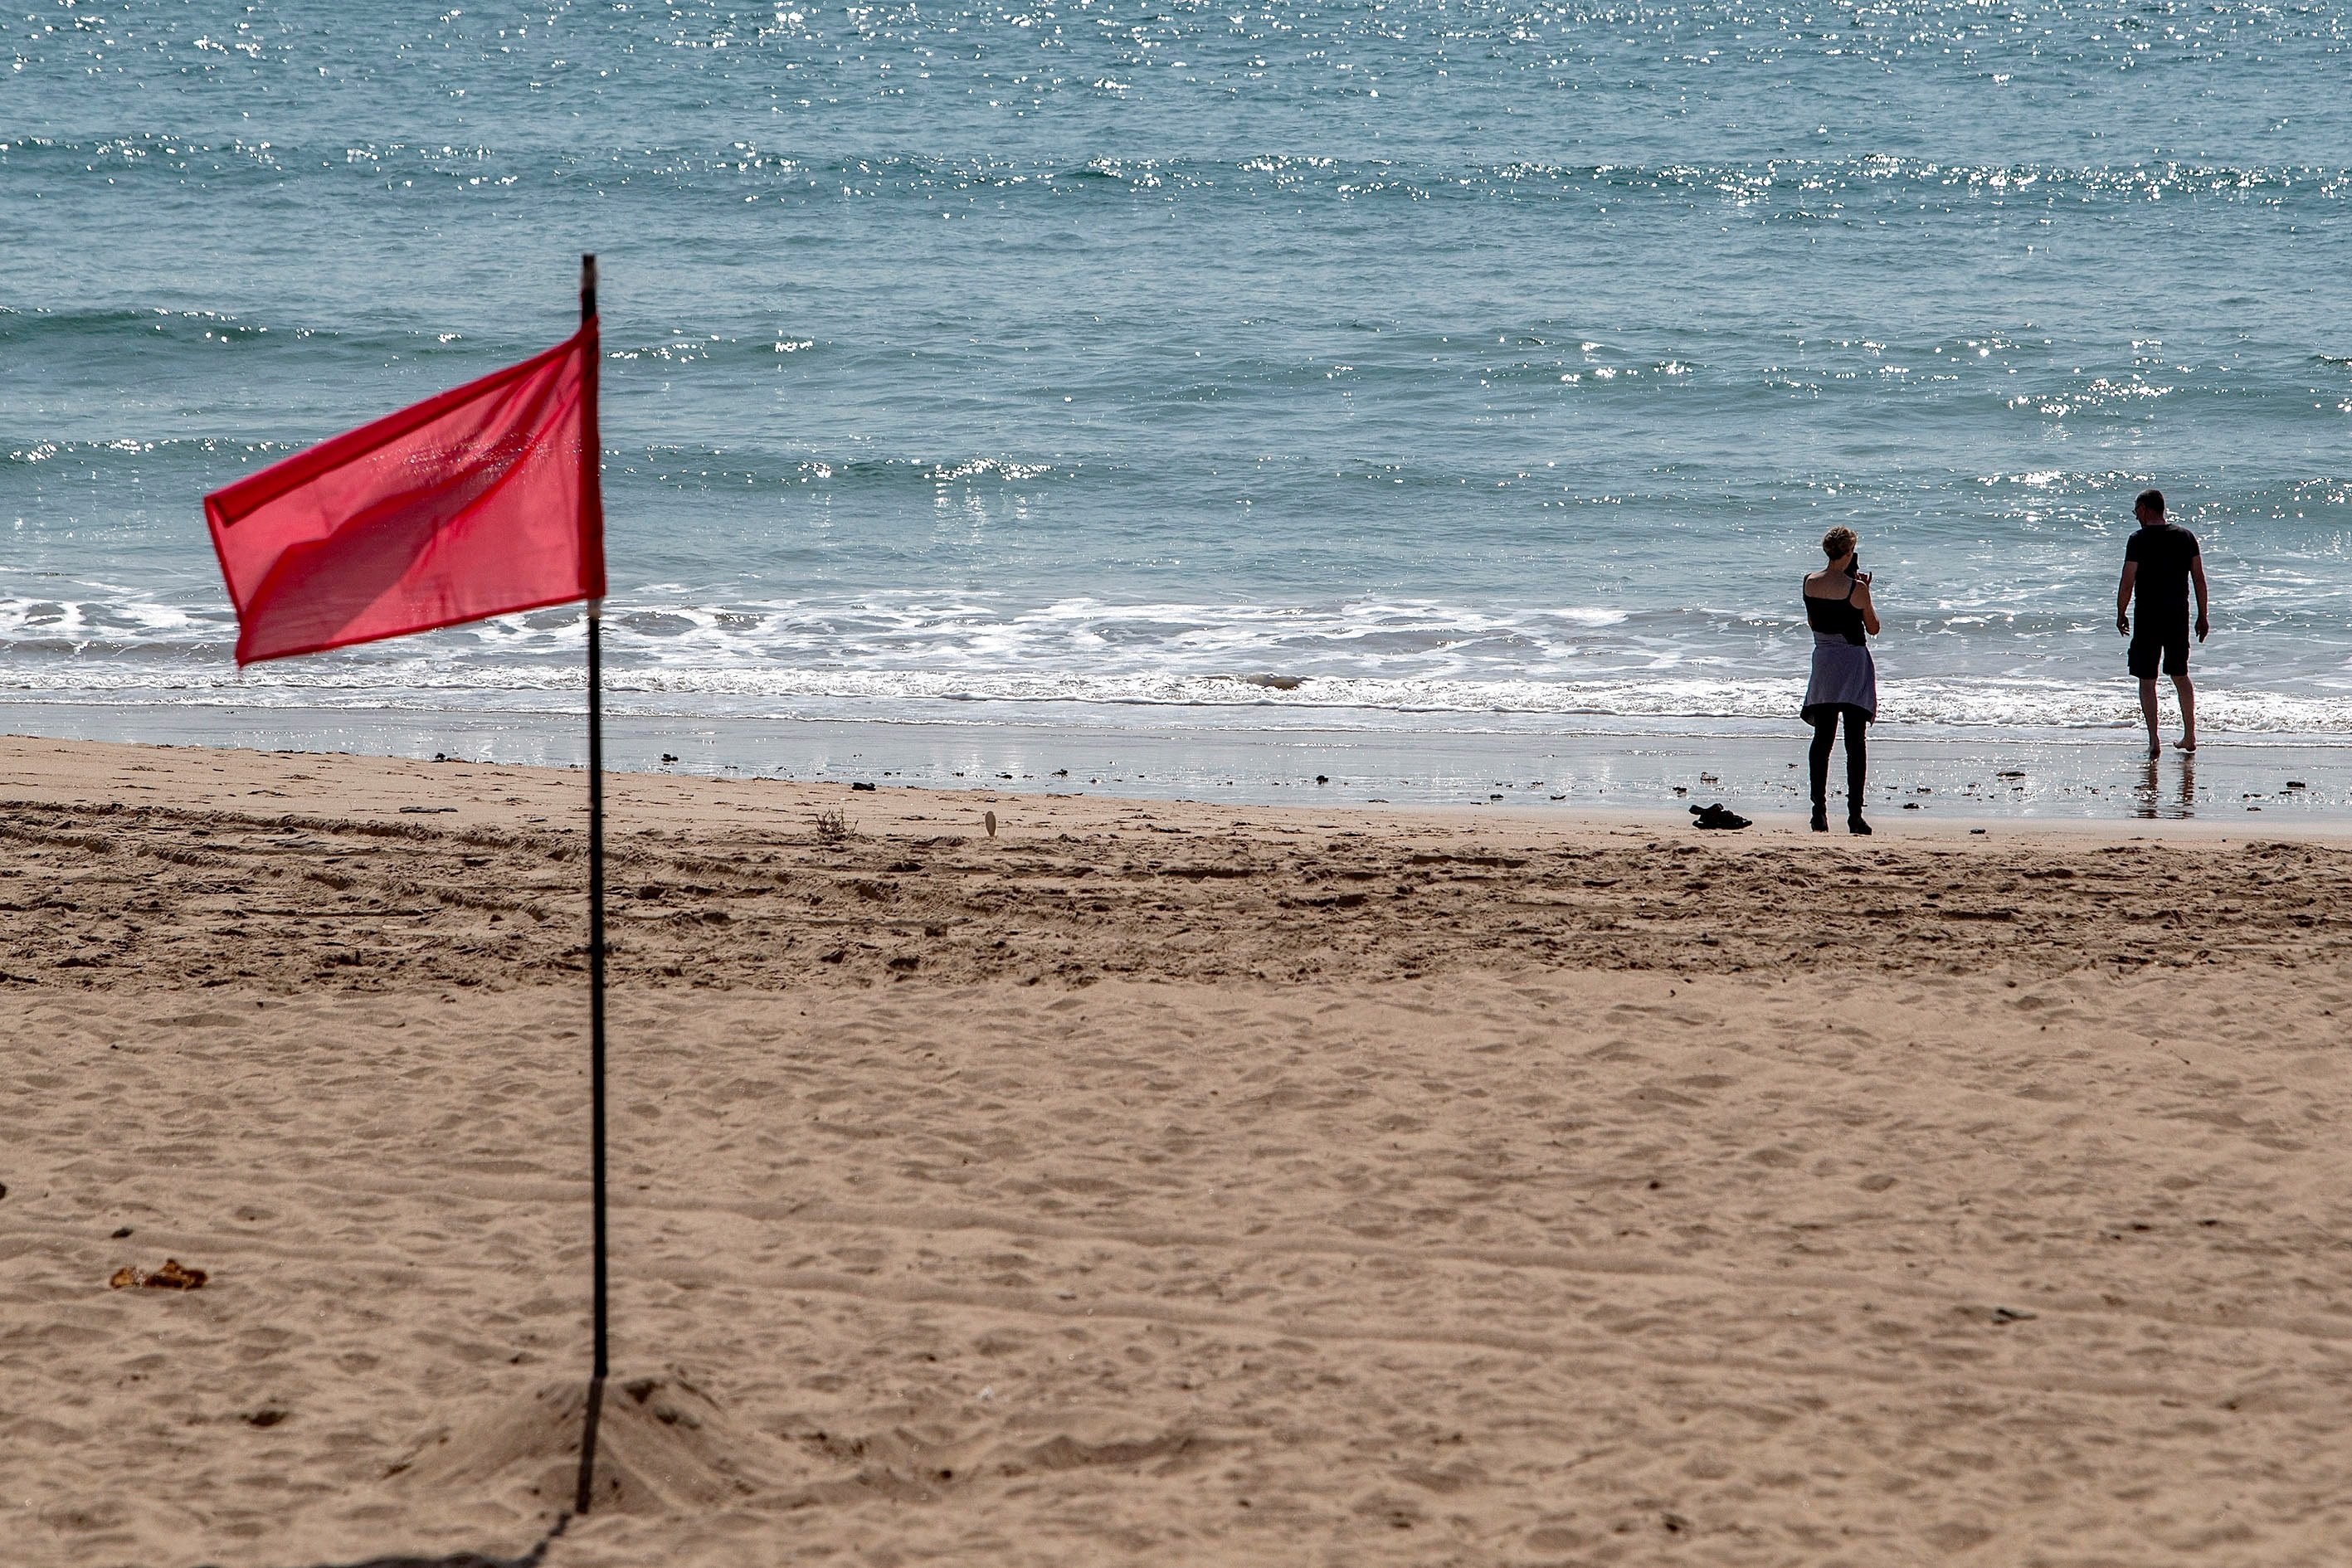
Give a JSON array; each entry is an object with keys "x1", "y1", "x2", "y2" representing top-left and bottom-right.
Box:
[{"x1": 6, "y1": 0, "x2": 2350, "y2": 760}]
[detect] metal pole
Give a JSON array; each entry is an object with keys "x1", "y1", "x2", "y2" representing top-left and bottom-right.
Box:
[{"x1": 574, "y1": 253, "x2": 608, "y2": 1518}]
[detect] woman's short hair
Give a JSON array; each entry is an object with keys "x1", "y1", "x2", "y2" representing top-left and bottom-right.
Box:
[{"x1": 1821, "y1": 527, "x2": 1858, "y2": 560}]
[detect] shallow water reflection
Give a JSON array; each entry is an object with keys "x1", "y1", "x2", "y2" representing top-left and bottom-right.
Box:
[{"x1": 2133, "y1": 754, "x2": 2198, "y2": 820}]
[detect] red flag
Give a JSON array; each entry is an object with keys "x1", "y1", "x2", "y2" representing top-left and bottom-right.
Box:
[{"x1": 207, "y1": 321, "x2": 604, "y2": 665}]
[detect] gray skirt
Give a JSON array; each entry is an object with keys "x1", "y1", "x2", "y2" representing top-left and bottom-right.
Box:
[{"x1": 1803, "y1": 631, "x2": 1877, "y2": 722}]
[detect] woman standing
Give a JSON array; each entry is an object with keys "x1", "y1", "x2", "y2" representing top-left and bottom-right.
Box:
[{"x1": 1802, "y1": 527, "x2": 1880, "y2": 834}]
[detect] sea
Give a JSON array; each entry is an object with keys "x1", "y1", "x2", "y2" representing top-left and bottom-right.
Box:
[{"x1": 5, "y1": 0, "x2": 2351, "y2": 816}]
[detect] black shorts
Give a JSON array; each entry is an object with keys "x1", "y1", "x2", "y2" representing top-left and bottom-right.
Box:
[{"x1": 2129, "y1": 626, "x2": 2189, "y2": 679}]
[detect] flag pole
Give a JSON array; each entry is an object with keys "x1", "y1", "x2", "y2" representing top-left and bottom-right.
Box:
[{"x1": 574, "y1": 252, "x2": 610, "y2": 1517}]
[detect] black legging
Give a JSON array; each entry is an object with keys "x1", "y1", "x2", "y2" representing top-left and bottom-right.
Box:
[{"x1": 1809, "y1": 707, "x2": 1867, "y2": 812}]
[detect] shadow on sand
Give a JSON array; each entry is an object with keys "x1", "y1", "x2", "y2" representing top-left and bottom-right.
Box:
[{"x1": 202, "y1": 1513, "x2": 568, "y2": 1568}]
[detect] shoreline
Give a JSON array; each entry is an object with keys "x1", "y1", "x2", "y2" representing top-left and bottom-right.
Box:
[
  {"x1": 7, "y1": 733, "x2": 2352, "y2": 1002},
  {"x1": 6, "y1": 699, "x2": 2352, "y2": 825},
  {"x1": 8, "y1": 730, "x2": 2352, "y2": 848}
]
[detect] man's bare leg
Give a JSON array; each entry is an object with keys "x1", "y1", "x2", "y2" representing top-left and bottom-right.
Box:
[
  {"x1": 2174, "y1": 673, "x2": 2196, "y2": 752},
  {"x1": 2139, "y1": 677, "x2": 2162, "y2": 758}
]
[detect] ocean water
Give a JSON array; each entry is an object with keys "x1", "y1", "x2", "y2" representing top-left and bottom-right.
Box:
[{"x1": 5, "y1": 0, "x2": 2351, "y2": 771}]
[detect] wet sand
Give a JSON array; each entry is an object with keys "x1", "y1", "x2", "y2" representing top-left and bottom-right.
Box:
[
  {"x1": 7, "y1": 735, "x2": 2352, "y2": 1566},
  {"x1": 8, "y1": 697, "x2": 2351, "y2": 821}
]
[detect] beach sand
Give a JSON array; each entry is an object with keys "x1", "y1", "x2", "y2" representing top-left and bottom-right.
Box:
[{"x1": 7, "y1": 734, "x2": 2352, "y2": 1566}]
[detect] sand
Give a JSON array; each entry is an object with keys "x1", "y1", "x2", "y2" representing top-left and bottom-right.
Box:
[{"x1": 7, "y1": 734, "x2": 2352, "y2": 1566}]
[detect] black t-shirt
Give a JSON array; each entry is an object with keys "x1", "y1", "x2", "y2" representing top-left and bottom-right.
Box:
[{"x1": 2126, "y1": 523, "x2": 2200, "y2": 628}]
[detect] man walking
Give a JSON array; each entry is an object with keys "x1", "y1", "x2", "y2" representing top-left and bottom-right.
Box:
[{"x1": 2115, "y1": 488, "x2": 2209, "y2": 758}]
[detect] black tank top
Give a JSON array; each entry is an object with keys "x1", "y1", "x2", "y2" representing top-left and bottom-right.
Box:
[{"x1": 1804, "y1": 576, "x2": 1867, "y2": 645}]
